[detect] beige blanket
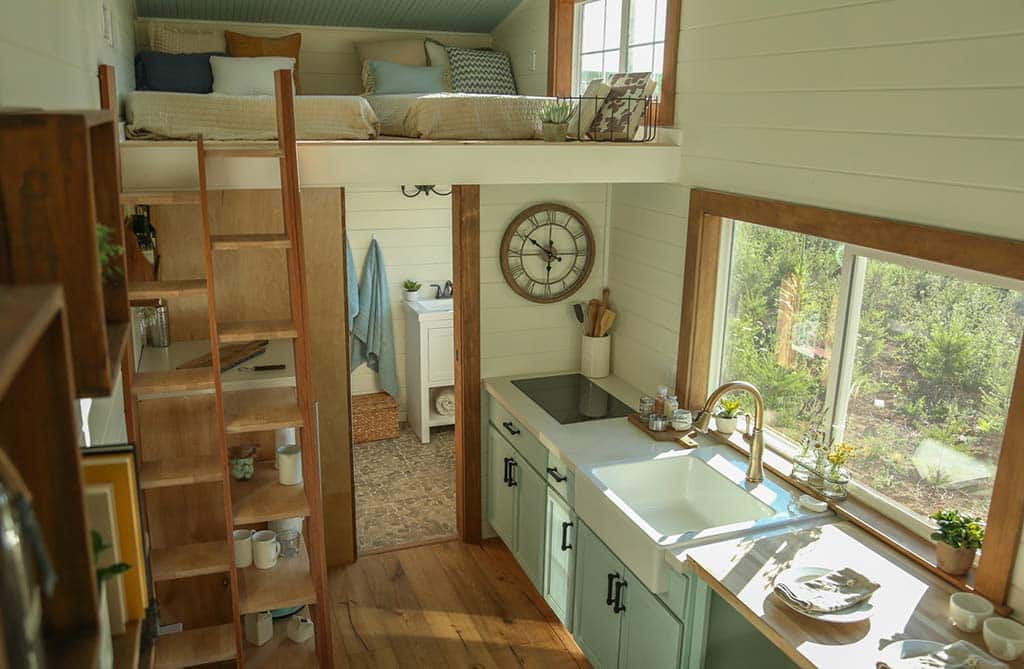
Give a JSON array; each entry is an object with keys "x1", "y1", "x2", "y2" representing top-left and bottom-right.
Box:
[
  {"x1": 126, "y1": 91, "x2": 380, "y2": 141},
  {"x1": 366, "y1": 93, "x2": 554, "y2": 140}
]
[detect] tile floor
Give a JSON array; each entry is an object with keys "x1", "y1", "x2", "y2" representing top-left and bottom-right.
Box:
[{"x1": 353, "y1": 424, "x2": 457, "y2": 553}]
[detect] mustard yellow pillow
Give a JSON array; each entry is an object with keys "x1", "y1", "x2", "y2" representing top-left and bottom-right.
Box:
[{"x1": 225, "y1": 31, "x2": 302, "y2": 93}]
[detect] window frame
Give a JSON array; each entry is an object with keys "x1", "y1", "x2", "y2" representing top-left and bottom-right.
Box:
[{"x1": 677, "y1": 189, "x2": 1024, "y2": 607}]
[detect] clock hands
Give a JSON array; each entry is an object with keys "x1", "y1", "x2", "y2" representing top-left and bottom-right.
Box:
[{"x1": 527, "y1": 237, "x2": 562, "y2": 263}]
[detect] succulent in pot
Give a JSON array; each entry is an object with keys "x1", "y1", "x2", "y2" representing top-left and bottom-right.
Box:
[
  {"x1": 402, "y1": 279, "x2": 421, "y2": 302},
  {"x1": 539, "y1": 100, "x2": 574, "y2": 142},
  {"x1": 930, "y1": 509, "x2": 984, "y2": 576},
  {"x1": 714, "y1": 397, "x2": 743, "y2": 434}
]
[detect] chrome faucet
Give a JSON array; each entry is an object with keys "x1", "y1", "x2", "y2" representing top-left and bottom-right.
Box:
[
  {"x1": 693, "y1": 381, "x2": 766, "y2": 483},
  {"x1": 430, "y1": 281, "x2": 454, "y2": 299}
]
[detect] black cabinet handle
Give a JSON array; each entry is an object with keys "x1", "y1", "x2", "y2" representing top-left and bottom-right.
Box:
[
  {"x1": 613, "y1": 579, "x2": 627, "y2": 613},
  {"x1": 560, "y1": 521, "x2": 573, "y2": 551},
  {"x1": 546, "y1": 466, "x2": 568, "y2": 483},
  {"x1": 502, "y1": 457, "x2": 511, "y2": 483},
  {"x1": 502, "y1": 421, "x2": 521, "y2": 436},
  {"x1": 508, "y1": 459, "x2": 518, "y2": 487},
  {"x1": 606, "y1": 572, "x2": 619, "y2": 606}
]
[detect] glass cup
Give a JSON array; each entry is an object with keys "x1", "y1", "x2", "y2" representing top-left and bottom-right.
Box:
[
  {"x1": 671, "y1": 409, "x2": 692, "y2": 432},
  {"x1": 278, "y1": 529, "x2": 301, "y2": 558},
  {"x1": 638, "y1": 395, "x2": 655, "y2": 417}
]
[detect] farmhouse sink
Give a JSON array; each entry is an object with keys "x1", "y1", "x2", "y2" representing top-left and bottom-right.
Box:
[{"x1": 575, "y1": 443, "x2": 820, "y2": 592}]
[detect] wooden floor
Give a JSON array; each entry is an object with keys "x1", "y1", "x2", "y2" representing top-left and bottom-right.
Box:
[{"x1": 328, "y1": 538, "x2": 591, "y2": 668}]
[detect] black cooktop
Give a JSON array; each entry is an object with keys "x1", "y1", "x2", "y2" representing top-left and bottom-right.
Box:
[{"x1": 511, "y1": 374, "x2": 634, "y2": 425}]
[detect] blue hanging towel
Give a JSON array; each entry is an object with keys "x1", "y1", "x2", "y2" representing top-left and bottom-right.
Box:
[
  {"x1": 349, "y1": 238, "x2": 399, "y2": 400},
  {"x1": 345, "y1": 234, "x2": 359, "y2": 328}
]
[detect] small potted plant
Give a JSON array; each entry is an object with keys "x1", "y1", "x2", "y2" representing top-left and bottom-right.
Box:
[
  {"x1": 540, "y1": 100, "x2": 573, "y2": 142},
  {"x1": 930, "y1": 509, "x2": 984, "y2": 576},
  {"x1": 402, "y1": 280, "x2": 421, "y2": 302},
  {"x1": 97, "y1": 223, "x2": 124, "y2": 314},
  {"x1": 715, "y1": 397, "x2": 743, "y2": 434}
]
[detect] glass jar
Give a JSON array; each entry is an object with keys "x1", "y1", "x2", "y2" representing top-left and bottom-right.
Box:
[
  {"x1": 648, "y1": 413, "x2": 667, "y2": 432},
  {"x1": 278, "y1": 529, "x2": 301, "y2": 558},
  {"x1": 665, "y1": 395, "x2": 679, "y2": 416},
  {"x1": 670, "y1": 409, "x2": 692, "y2": 432},
  {"x1": 654, "y1": 386, "x2": 669, "y2": 416},
  {"x1": 638, "y1": 395, "x2": 655, "y2": 417}
]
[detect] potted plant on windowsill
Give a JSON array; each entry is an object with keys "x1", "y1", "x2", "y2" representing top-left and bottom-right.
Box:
[
  {"x1": 97, "y1": 223, "x2": 124, "y2": 316},
  {"x1": 540, "y1": 100, "x2": 573, "y2": 142},
  {"x1": 402, "y1": 280, "x2": 421, "y2": 302},
  {"x1": 714, "y1": 397, "x2": 743, "y2": 434},
  {"x1": 930, "y1": 509, "x2": 984, "y2": 576}
]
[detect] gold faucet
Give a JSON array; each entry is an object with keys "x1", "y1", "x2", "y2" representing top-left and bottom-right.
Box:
[{"x1": 692, "y1": 381, "x2": 766, "y2": 483}]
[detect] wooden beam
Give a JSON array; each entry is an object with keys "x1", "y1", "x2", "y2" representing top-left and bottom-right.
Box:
[
  {"x1": 452, "y1": 185, "x2": 482, "y2": 543},
  {"x1": 659, "y1": 0, "x2": 682, "y2": 126},
  {"x1": 547, "y1": 0, "x2": 574, "y2": 97}
]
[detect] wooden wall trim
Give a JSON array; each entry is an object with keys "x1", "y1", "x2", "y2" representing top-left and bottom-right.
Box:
[
  {"x1": 658, "y1": 0, "x2": 681, "y2": 126},
  {"x1": 452, "y1": 185, "x2": 482, "y2": 543},
  {"x1": 680, "y1": 188, "x2": 1024, "y2": 607},
  {"x1": 547, "y1": 0, "x2": 574, "y2": 97}
]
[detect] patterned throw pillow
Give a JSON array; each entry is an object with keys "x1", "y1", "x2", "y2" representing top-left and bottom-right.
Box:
[
  {"x1": 148, "y1": 23, "x2": 226, "y2": 54},
  {"x1": 225, "y1": 31, "x2": 303, "y2": 93},
  {"x1": 589, "y1": 72, "x2": 656, "y2": 141},
  {"x1": 445, "y1": 47, "x2": 517, "y2": 95}
]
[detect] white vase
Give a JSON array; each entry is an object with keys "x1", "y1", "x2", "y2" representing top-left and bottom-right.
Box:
[
  {"x1": 715, "y1": 415, "x2": 738, "y2": 434},
  {"x1": 403, "y1": 290, "x2": 419, "y2": 302}
]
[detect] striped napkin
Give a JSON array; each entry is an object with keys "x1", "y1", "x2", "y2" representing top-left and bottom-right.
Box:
[{"x1": 774, "y1": 567, "x2": 880, "y2": 614}]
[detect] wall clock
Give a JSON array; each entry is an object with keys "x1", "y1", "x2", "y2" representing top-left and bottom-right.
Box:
[{"x1": 500, "y1": 203, "x2": 595, "y2": 304}]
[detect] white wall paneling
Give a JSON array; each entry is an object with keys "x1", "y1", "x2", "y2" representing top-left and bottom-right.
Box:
[{"x1": 492, "y1": 0, "x2": 551, "y2": 97}]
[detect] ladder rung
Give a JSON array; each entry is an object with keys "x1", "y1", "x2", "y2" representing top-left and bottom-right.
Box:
[
  {"x1": 132, "y1": 368, "x2": 215, "y2": 395},
  {"x1": 218, "y1": 319, "x2": 297, "y2": 343},
  {"x1": 150, "y1": 541, "x2": 231, "y2": 582},
  {"x1": 120, "y1": 190, "x2": 200, "y2": 206},
  {"x1": 139, "y1": 456, "x2": 223, "y2": 490},
  {"x1": 153, "y1": 623, "x2": 236, "y2": 668},
  {"x1": 205, "y1": 146, "x2": 282, "y2": 158},
  {"x1": 224, "y1": 388, "x2": 303, "y2": 434},
  {"x1": 210, "y1": 233, "x2": 291, "y2": 250},
  {"x1": 128, "y1": 279, "x2": 207, "y2": 300}
]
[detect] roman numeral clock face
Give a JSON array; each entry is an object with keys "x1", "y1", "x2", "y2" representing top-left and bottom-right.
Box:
[{"x1": 500, "y1": 204, "x2": 595, "y2": 304}]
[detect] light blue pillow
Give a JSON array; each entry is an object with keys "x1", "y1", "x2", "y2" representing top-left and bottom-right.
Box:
[{"x1": 366, "y1": 60, "x2": 447, "y2": 95}]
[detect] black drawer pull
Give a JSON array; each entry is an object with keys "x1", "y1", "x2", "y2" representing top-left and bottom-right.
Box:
[
  {"x1": 606, "y1": 572, "x2": 619, "y2": 606},
  {"x1": 546, "y1": 466, "x2": 568, "y2": 483},
  {"x1": 502, "y1": 421, "x2": 521, "y2": 436},
  {"x1": 560, "y1": 521, "x2": 573, "y2": 551},
  {"x1": 613, "y1": 580, "x2": 627, "y2": 613},
  {"x1": 508, "y1": 459, "x2": 518, "y2": 487},
  {"x1": 502, "y1": 457, "x2": 511, "y2": 483}
]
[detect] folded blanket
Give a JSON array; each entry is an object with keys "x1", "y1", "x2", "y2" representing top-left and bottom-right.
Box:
[
  {"x1": 774, "y1": 567, "x2": 880, "y2": 614},
  {"x1": 877, "y1": 641, "x2": 1007, "y2": 669},
  {"x1": 435, "y1": 388, "x2": 456, "y2": 416}
]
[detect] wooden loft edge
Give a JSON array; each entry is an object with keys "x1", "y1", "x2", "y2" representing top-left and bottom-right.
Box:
[
  {"x1": 0, "y1": 108, "x2": 114, "y2": 127},
  {"x1": 120, "y1": 190, "x2": 200, "y2": 206},
  {"x1": 0, "y1": 285, "x2": 64, "y2": 396}
]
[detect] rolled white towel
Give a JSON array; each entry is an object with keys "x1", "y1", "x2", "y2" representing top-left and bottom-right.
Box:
[{"x1": 435, "y1": 388, "x2": 456, "y2": 416}]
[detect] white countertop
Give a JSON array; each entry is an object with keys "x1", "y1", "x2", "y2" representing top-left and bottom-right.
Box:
[{"x1": 402, "y1": 298, "x2": 454, "y2": 321}]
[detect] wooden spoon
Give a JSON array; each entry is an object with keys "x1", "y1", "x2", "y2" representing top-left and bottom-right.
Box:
[
  {"x1": 587, "y1": 299, "x2": 600, "y2": 337},
  {"x1": 597, "y1": 309, "x2": 616, "y2": 337}
]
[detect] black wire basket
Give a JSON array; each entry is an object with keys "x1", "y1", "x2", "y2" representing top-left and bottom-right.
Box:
[{"x1": 542, "y1": 95, "x2": 659, "y2": 143}]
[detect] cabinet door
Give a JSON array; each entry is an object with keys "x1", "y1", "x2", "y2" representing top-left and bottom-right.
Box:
[
  {"x1": 487, "y1": 426, "x2": 517, "y2": 549},
  {"x1": 618, "y1": 567, "x2": 683, "y2": 669},
  {"x1": 572, "y1": 523, "x2": 624, "y2": 669},
  {"x1": 426, "y1": 326, "x2": 454, "y2": 386},
  {"x1": 544, "y1": 490, "x2": 575, "y2": 629},
  {"x1": 512, "y1": 456, "x2": 546, "y2": 590}
]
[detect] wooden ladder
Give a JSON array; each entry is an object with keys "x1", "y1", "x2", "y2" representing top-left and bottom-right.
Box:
[{"x1": 111, "y1": 69, "x2": 333, "y2": 668}]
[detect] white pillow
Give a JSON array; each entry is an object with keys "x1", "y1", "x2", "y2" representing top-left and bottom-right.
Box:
[{"x1": 210, "y1": 56, "x2": 296, "y2": 96}]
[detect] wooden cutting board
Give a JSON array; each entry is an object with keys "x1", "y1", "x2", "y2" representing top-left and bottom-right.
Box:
[{"x1": 177, "y1": 340, "x2": 269, "y2": 372}]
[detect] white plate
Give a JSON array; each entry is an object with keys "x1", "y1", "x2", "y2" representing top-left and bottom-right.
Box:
[
  {"x1": 878, "y1": 640, "x2": 944, "y2": 664},
  {"x1": 773, "y1": 566, "x2": 875, "y2": 624}
]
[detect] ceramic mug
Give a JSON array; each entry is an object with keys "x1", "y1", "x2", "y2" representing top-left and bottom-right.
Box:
[
  {"x1": 252, "y1": 530, "x2": 280, "y2": 570},
  {"x1": 949, "y1": 592, "x2": 993, "y2": 632},
  {"x1": 233, "y1": 529, "x2": 254, "y2": 568},
  {"x1": 983, "y1": 616, "x2": 1024, "y2": 661}
]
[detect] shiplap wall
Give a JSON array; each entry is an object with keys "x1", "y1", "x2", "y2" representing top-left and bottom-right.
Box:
[
  {"x1": 481, "y1": 184, "x2": 610, "y2": 378},
  {"x1": 0, "y1": 0, "x2": 136, "y2": 107},
  {"x1": 135, "y1": 18, "x2": 491, "y2": 95},
  {"x1": 492, "y1": 0, "x2": 550, "y2": 97},
  {"x1": 346, "y1": 186, "x2": 454, "y2": 420}
]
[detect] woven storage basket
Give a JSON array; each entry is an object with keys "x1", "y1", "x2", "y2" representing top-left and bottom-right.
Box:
[{"x1": 352, "y1": 391, "x2": 400, "y2": 443}]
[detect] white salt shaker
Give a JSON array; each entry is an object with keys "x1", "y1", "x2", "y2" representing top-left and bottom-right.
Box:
[{"x1": 244, "y1": 611, "x2": 273, "y2": 646}]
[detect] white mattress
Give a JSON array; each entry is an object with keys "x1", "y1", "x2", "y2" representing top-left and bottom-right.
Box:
[
  {"x1": 126, "y1": 91, "x2": 380, "y2": 141},
  {"x1": 364, "y1": 93, "x2": 554, "y2": 140}
]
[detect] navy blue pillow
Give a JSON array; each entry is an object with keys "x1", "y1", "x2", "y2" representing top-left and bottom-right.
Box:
[{"x1": 135, "y1": 51, "x2": 225, "y2": 93}]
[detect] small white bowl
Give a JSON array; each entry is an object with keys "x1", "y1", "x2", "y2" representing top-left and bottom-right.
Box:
[
  {"x1": 949, "y1": 592, "x2": 993, "y2": 633},
  {"x1": 983, "y1": 616, "x2": 1024, "y2": 661}
]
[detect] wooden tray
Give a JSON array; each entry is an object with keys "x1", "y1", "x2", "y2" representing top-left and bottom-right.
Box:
[{"x1": 627, "y1": 413, "x2": 698, "y2": 448}]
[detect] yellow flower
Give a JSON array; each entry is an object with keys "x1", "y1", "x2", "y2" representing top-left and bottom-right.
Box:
[{"x1": 827, "y1": 442, "x2": 856, "y2": 467}]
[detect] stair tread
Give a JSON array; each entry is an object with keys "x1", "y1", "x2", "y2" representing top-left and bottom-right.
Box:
[
  {"x1": 132, "y1": 368, "x2": 215, "y2": 395},
  {"x1": 139, "y1": 456, "x2": 223, "y2": 490},
  {"x1": 210, "y1": 233, "x2": 291, "y2": 250},
  {"x1": 153, "y1": 623, "x2": 236, "y2": 668},
  {"x1": 223, "y1": 387, "x2": 303, "y2": 434},
  {"x1": 218, "y1": 319, "x2": 297, "y2": 343},
  {"x1": 128, "y1": 279, "x2": 207, "y2": 300},
  {"x1": 151, "y1": 541, "x2": 231, "y2": 582}
]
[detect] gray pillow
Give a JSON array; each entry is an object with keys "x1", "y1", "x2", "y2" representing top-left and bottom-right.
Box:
[
  {"x1": 445, "y1": 46, "x2": 517, "y2": 95},
  {"x1": 135, "y1": 50, "x2": 224, "y2": 93}
]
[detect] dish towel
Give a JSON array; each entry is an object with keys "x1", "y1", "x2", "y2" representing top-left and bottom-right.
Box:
[
  {"x1": 349, "y1": 238, "x2": 399, "y2": 400},
  {"x1": 345, "y1": 233, "x2": 359, "y2": 328},
  {"x1": 435, "y1": 388, "x2": 456, "y2": 416},
  {"x1": 877, "y1": 641, "x2": 1007, "y2": 669},
  {"x1": 774, "y1": 567, "x2": 880, "y2": 614}
]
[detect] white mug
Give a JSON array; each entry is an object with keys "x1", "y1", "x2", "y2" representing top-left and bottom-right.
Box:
[
  {"x1": 233, "y1": 529, "x2": 254, "y2": 568},
  {"x1": 252, "y1": 530, "x2": 280, "y2": 570},
  {"x1": 277, "y1": 445, "x2": 302, "y2": 486},
  {"x1": 984, "y1": 616, "x2": 1024, "y2": 661},
  {"x1": 949, "y1": 592, "x2": 993, "y2": 633}
]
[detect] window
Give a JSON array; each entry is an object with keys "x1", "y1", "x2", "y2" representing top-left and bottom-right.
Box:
[
  {"x1": 574, "y1": 0, "x2": 668, "y2": 97},
  {"x1": 713, "y1": 219, "x2": 1024, "y2": 534}
]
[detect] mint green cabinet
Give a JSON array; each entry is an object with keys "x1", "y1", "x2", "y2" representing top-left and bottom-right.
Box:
[
  {"x1": 513, "y1": 454, "x2": 546, "y2": 589},
  {"x1": 543, "y1": 490, "x2": 575, "y2": 628},
  {"x1": 487, "y1": 425, "x2": 516, "y2": 547},
  {"x1": 619, "y1": 574, "x2": 683, "y2": 669}
]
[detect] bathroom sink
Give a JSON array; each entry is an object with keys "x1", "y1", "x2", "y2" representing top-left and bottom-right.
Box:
[
  {"x1": 416, "y1": 299, "x2": 454, "y2": 312},
  {"x1": 574, "y1": 443, "x2": 819, "y2": 592}
]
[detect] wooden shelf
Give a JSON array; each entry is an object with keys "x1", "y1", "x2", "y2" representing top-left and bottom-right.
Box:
[
  {"x1": 238, "y1": 536, "x2": 316, "y2": 614},
  {"x1": 245, "y1": 612, "x2": 317, "y2": 669},
  {"x1": 205, "y1": 146, "x2": 283, "y2": 158},
  {"x1": 210, "y1": 234, "x2": 291, "y2": 251},
  {"x1": 154, "y1": 623, "x2": 236, "y2": 668},
  {"x1": 219, "y1": 319, "x2": 297, "y2": 343},
  {"x1": 139, "y1": 455, "x2": 223, "y2": 490},
  {"x1": 46, "y1": 628, "x2": 102, "y2": 669},
  {"x1": 231, "y1": 463, "x2": 310, "y2": 525},
  {"x1": 132, "y1": 367, "x2": 216, "y2": 396},
  {"x1": 112, "y1": 620, "x2": 142, "y2": 669},
  {"x1": 151, "y1": 541, "x2": 231, "y2": 582},
  {"x1": 120, "y1": 190, "x2": 200, "y2": 206},
  {"x1": 223, "y1": 387, "x2": 303, "y2": 434},
  {"x1": 0, "y1": 286, "x2": 64, "y2": 395},
  {"x1": 128, "y1": 279, "x2": 208, "y2": 301}
]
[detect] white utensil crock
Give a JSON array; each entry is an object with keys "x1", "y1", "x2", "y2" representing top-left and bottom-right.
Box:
[
  {"x1": 252, "y1": 530, "x2": 280, "y2": 570},
  {"x1": 277, "y1": 445, "x2": 302, "y2": 486},
  {"x1": 581, "y1": 334, "x2": 611, "y2": 379}
]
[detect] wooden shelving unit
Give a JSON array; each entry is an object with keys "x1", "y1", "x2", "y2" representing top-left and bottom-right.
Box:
[
  {"x1": 0, "y1": 285, "x2": 101, "y2": 667},
  {"x1": 153, "y1": 623, "x2": 237, "y2": 668},
  {"x1": 238, "y1": 539, "x2": 317, "y2": 614},
  {"x1": 0, "y1": 109, "x2": 131, "y2": 398},
  {"x1": 231, "y1": 464, "x2": 311, "y2": 525}
]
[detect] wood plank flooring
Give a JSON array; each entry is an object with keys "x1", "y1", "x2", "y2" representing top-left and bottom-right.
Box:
[{"x1": 329, "y1": 538, "x2": 590, "y2": 668}]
